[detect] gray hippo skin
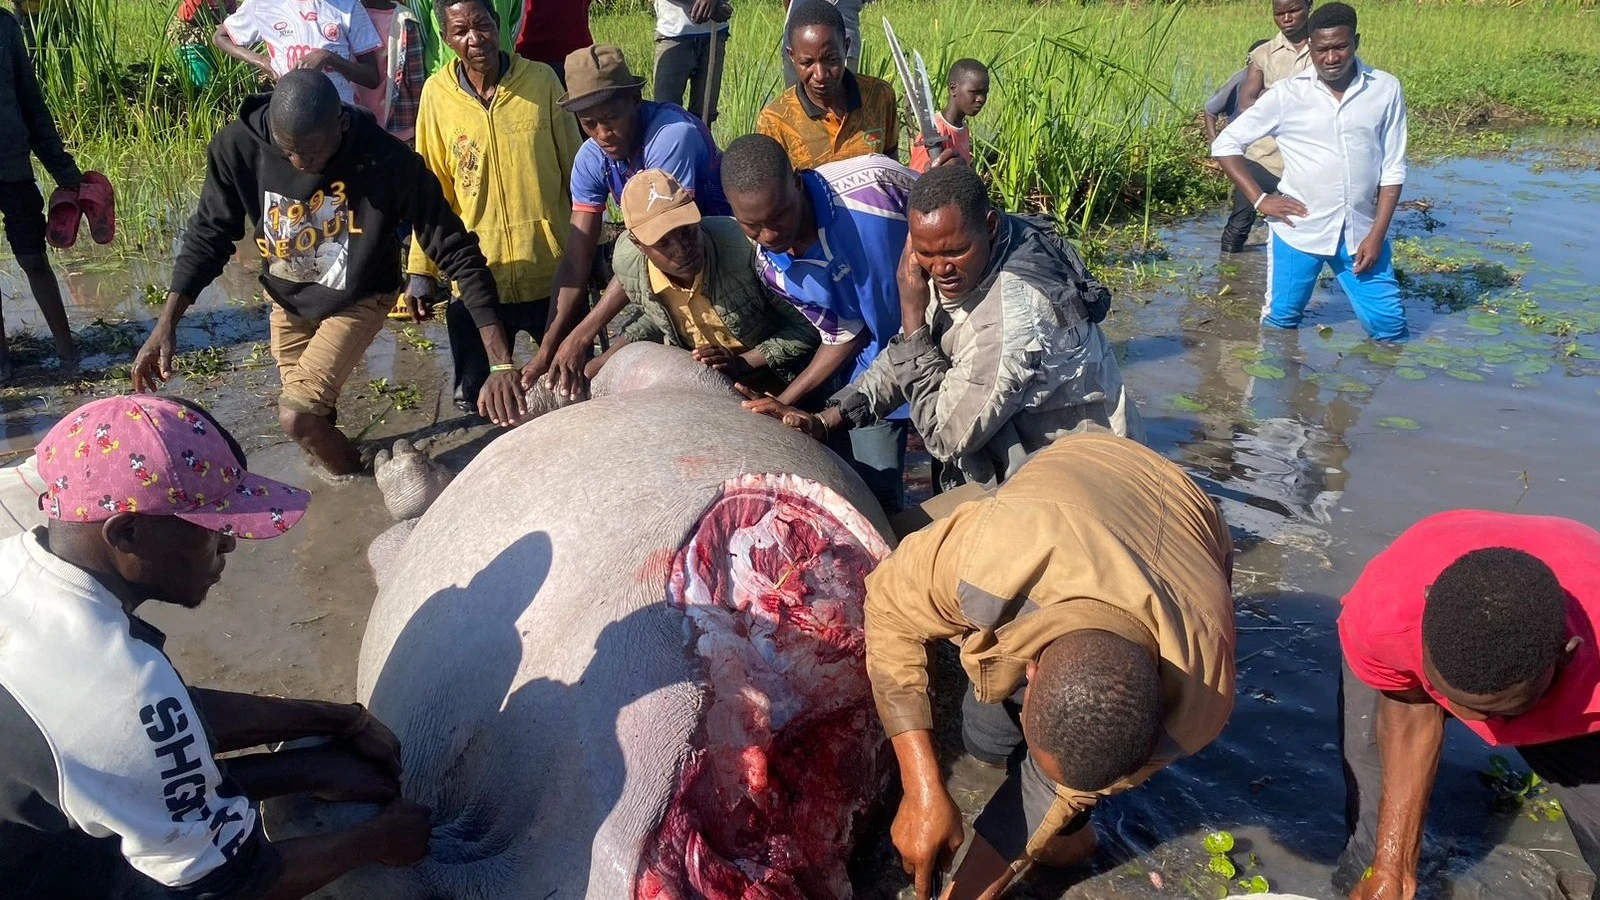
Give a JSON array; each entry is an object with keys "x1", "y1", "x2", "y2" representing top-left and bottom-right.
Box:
[{"x1": 342, "y1": 344, "x2": 895, "y2": 900}]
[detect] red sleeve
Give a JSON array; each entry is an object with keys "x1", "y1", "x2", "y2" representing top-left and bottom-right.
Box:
[{"x1": 1338, "y1": 590, "x2": 1424, "y2": 693}]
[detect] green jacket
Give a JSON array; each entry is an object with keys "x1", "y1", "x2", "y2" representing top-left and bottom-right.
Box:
[{"x1": 614, "y1": 217, "x2": 820, "y2": 385}]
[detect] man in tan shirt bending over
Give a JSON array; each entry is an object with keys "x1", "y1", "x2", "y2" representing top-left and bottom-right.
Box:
[{"x1": 866, "y1": 431, "x2": 1236, "y2": 899}]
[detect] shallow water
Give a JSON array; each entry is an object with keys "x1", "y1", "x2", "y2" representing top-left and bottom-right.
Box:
[{"x1": 2, "y1": 142, "x2": 1597, "y2": 899}]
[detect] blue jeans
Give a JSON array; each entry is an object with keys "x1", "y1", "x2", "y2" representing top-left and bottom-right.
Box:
[
  {"x1": 1265, "y1": 233, "x2": 1408, "y2": 341},
  {"x1": 846, "y1": 418, "x2": 908, "y2": 515}
]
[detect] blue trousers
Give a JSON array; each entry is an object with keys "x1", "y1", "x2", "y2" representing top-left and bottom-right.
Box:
[{"x1": 1265, "y1": 233, "x2": 1408, "y2": 341}]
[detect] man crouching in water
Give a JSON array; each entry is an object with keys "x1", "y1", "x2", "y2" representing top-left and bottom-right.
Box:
[{"x1": 867, "y1": 432, "x2": 1235, "y2": 898}]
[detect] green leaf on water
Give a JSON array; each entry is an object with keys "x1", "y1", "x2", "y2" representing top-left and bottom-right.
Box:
[
  {"x1": 1207, "y1": 854, "x2": 1237, "y2": 879},
  {"x1": 1446, "y1": 369, "x2": 1486, "y2": 382},
  {"x1": 1563, "y1": 342, "x2": 1600, "y2": 360},
  {"x1": 1467, "y1": 313, "x2": 1503, "y2": 335},
  {"x1": 1230, "y1": 347, "x2": 1266, "y2": 362},
  {"x1": 1378, "y1": 417, "x2": 1421, "y2": 430},
  {"x1": 1242, "y1": 363, "x2": 1287, "y2": 380},
  {"x1": 1242, "y1": 874, "x2": 1272, "y2": 893},
  {"x1": 1515, "y1": 358, "x2": 1553, "y2": 377},
  {"x1": 1395, "y1": 367, "x2": 1427, "y2": 380},
  {"x1": 1170, "y1": 395, "x2": 1208, "y2": 412},
  {"x1": 1203, "y1": 831, "x2": 1235, "y2": 855},
  {"x1": 1366, "y1": 349, "x2": 1402, "y2": 366},
  {"x1": 1337, "y1": 381, "x2": 1374, "y2": 394}
]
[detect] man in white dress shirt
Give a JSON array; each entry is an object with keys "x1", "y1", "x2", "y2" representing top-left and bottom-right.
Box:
[{"x1": 1211, "y1": 2, "x2": 1409, "y2": 342}]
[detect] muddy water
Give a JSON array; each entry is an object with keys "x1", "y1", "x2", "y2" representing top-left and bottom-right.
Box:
[{"x1": 3, "y1": 143, "x2": 1598, "y2": 900}]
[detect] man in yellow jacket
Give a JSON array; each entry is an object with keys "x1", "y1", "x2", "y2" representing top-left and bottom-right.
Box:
[
  {"x1": 866, "y1": 430, "x2": 1236, "y2": 899},
  {"x1": 407, "y1": 0, "x2": 582, "y2": 412}
]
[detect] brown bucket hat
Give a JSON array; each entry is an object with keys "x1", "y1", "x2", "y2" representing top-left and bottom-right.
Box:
[{"x1": 559, "y1": 45, "x2": 648, "y2": 112}]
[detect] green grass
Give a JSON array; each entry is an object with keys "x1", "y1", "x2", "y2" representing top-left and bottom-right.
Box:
[{"x1": 25, "y1": 0, "x2": 1600, "y2": 251}]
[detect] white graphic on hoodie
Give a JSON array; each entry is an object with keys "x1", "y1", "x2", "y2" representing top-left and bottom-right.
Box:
[{"x1": 258, "y1": 181, "x2": 359, "y2": 289}]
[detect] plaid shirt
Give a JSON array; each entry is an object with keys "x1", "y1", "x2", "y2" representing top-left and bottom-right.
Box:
[{"x1": 387, "y1": 15, "x2": 426, "y2": 141}]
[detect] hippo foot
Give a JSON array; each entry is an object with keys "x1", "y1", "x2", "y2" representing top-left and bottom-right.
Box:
[{"x1": 374, "y1": 438, "x2": 453, "y2": 521}]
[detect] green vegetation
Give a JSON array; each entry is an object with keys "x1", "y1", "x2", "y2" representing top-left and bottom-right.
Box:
[
  {"x1": 23, "y1": 0, "x2": 1600, "y2": 251},
  {"x1": 1481, "y1": 755, "x2": 1565, "y2": 822}
]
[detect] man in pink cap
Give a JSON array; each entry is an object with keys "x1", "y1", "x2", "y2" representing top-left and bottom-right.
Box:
[{"x1": 0, "y1": 394, "x2": 431, "y2": 900}]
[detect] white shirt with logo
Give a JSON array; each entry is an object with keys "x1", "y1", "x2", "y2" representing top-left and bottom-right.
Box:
[
  {"x1": 0, "y1": 530, "x2": 257, "y2": 889},
  {"x1": 223, "y1": 0, "x2": 383, "y2": 104}
]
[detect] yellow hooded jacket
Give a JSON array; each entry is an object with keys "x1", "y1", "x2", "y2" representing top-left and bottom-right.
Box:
[{"x1": 408, "y1": 55, "x2": 582, "y2": 304}]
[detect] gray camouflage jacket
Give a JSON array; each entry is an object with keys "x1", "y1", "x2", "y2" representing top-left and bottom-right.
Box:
[{"x1": 834, "y1": 213, "x2": 1144, "y2": 488}]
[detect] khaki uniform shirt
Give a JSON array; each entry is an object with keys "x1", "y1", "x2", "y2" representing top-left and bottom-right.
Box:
[
  {"x1": 1244, "y1": 32, "x2": 1313, "y2": 175},
  {"x1": 865, "y1": 432, "x2": 1236, "y2": 856}
]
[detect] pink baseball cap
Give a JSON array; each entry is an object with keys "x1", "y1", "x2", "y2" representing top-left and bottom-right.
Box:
[{"x1": 34, "y1": 395, "x2": 309, "y2": 540}]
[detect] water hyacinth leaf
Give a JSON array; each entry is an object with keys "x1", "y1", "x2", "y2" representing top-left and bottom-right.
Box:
[
  {"x1": 1242, "y1": 363, "x2": 1287, "y2": 380},
  {"x1": 1203, "y1": 831, "x2": 1235, "y2": 855},
  {"x1": 1378, "y1": 416, "x2": 1421, "y2": 430},
  {"x1": 1447, "y1": 369, "x2": 1486, "y2": 382},
  {"x1": 1170, "y1": 395, "x2": 1207, "y2": 412},
  {"x1": 1395, "y1": 367, "x2": 1427, "y2": 380},
  {"x1": 1243, "y1": 875, "x2": 1272, "y2": 893},
  {"x1": 1207, "y1": 855, "x2": 1237, "y2": 879}
]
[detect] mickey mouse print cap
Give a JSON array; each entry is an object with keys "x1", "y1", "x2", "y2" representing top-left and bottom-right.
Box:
[{"x1": 34, "y1": 395, "x2": 309, "y2": 540}]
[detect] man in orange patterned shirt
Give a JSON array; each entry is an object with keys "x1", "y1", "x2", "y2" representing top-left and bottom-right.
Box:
[{"x1": 755, "y1": 0, "x2": 897, "y2": 171}]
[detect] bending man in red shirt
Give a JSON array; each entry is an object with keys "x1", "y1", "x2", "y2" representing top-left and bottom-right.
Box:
[{"x1": 1336, "y1": 510, "x2": 1600, "y2": 900}]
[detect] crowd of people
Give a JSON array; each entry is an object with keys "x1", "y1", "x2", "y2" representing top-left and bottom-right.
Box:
[{"x1": 5, "y1": 1, "x2": 1600, "y2": 900}]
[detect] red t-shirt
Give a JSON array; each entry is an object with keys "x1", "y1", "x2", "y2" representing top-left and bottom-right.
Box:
[
  {"x1": 1338, "y1": 510, "x2": 1600, "y2": 746},
  {"x1": 515, "y1": 0, "x2": 593, "y2": 68}
]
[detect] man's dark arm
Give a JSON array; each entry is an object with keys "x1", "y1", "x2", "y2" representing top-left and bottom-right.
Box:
[
  {"x1": 256, "y1": 800, "x2": 432, "y2": 900},
  {"x1": 1349, "y1": 691, "x2": 1444, "y2": 900},
  {"x1": 1235, "y1": 64, "x2": 1266, "y2": 114},
  {"x1": 775, "y1": 335, "x2": 864, "y2": 406},
  {"x1": 191, "y1": 688, "x2": 364, "y2": 753},
  {"x1": 213, "y1": 24, "x2": 275, "y2": 78},
  {"x1": 7, "y1": 13, "x2": 81, "y2": 187}
]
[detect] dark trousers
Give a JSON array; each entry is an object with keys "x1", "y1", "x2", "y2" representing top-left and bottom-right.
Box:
[
  {"x1": 1338, "y1": 662, "x2": 1600, "y2": 898},
  {"x1": 653, "y1": 31, "x2": 727, "y2": 124},
  {"x1": 1222, "y1": 159, "x2": 1280, "y2": 252},
  {"x1": 961, "y1": 684, "x2": 1091, "y2": 861},
  {"x1": 447, "y1": 298, "x2": 550, "y2": 407}
]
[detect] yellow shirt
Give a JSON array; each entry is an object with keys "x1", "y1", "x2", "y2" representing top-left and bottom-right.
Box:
[
  {"x1": 408, "y1": 56, "x2": 583, "y2": 303},
  {"x1": 649, "y1": 261, "x2": 750, "y2": 354}
]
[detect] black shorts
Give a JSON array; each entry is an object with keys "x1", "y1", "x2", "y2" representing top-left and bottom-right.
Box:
[{"x1": 0, "y1": 180, "x2": 47, "y2": 257}]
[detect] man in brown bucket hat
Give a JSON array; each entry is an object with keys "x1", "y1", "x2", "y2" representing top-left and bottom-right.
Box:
[{"x1": 525, "y1": 44, "x2": 733, "y2": 401}]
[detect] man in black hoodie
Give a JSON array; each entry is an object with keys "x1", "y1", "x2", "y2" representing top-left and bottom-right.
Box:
[{"x1": 132, "y1": 70, "x2": 525, "y2": 475}]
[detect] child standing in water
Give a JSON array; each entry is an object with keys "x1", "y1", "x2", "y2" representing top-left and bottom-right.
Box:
[{"x1": 909, "y1": 58, "x2": 988, "y2": 173}]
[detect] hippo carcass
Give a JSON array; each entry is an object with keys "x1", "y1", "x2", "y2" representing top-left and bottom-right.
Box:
[{"x1": 345, "y1": 344, "x2": 895, "y2": 899}]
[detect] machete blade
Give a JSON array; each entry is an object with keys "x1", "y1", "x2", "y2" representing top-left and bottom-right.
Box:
[{"x1": 882, "y1": 17, "x2": 944, "y2": 158}]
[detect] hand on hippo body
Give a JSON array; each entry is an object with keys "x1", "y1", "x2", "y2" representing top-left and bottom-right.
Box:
[{"x1": 335, "y1": 344, "x2": 896, "y2": 900}]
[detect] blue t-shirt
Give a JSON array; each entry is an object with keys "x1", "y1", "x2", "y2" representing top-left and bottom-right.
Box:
[
  {"x1": 755, "y1": 155, "x2": 916, "y2": 418},
  {"x1": 570, "y1": 101, "x2": 730, "y2": 216}
]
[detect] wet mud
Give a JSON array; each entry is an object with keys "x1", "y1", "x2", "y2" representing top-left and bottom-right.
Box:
[{"x1": 2, "y1": 139, "x2": 1598, "y2": 899}]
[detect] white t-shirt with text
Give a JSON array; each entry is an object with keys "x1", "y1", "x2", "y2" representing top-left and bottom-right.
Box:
[{"x1": 223, "y1": 0, "x2": 382, "y2": 104}]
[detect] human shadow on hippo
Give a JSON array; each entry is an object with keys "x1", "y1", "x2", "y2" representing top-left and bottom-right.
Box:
[{"x1": 278, "y1": 344, "x2": 897, "y2": 899}]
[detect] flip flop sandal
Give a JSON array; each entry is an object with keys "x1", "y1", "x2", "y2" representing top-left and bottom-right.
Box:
[
  {"x1": 77, "y1": 172, "x2": 116, "y2": 245},
  {"x1": 387, "y1": 292, "x2": 411, "y2": 320},
  {"x1": 45, "y1": 186, "x2": 81, "y2": 250}
]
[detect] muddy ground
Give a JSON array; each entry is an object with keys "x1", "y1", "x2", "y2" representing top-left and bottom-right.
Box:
[{"x1": 3, "y1": 139, "x2": 1599, "y2": 899}]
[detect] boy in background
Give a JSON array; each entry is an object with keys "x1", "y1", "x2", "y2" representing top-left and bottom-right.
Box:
[
  {"x1": 214, "y1": 0, "x2": 383, "y2": 104},
  {"x1": 0, "y1": 4, "x2": 80, "y2": 376},
  {"x1": 909, "y1": 57, "x2": 987, "y2": 173}
]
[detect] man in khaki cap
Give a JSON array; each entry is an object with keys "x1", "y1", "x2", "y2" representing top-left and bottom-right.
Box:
[
  {"x1": 524, "y1": 45, "x2": 732, "y2": 400},
  {"x1": 867, "y1": 430, "x2": 1236, "y2": 900},
  {"x1": 568, "y1": 169, "x2": 817, "y2": 395}
]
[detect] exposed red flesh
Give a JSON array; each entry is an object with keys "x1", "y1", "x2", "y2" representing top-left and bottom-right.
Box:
[{"x1": 634, "y1": 476, "x2": 892, "y2": 900}]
